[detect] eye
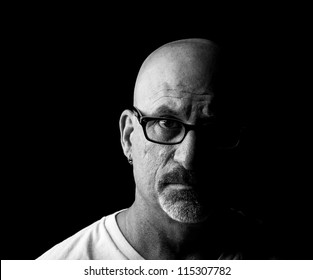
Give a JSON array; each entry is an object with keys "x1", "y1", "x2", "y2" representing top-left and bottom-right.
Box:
[{"x1": 158, "y1": 119, "x2": 180, "y2": 129}]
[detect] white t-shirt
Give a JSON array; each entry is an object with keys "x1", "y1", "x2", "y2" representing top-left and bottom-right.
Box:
[
  {"x1": 37, "y1": 209, "x2": 245, "y2": 260},
  {"x1": 37, "y1": 210, "x2": 144, "y2": 260}
]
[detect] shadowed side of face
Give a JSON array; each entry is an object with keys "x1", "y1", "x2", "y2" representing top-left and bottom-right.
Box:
[{"x1": 130, "y1": 39, "x2": 226, "y2": 223}]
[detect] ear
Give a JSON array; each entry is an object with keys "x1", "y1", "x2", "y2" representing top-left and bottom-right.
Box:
[{"x1": 119, "y1": 109, "x2": 134, "y2": 159}]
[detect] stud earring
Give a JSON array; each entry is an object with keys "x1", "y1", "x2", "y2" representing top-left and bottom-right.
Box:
[{"x1": 128, "y1": 155, "x2": 133, "y2": 165}]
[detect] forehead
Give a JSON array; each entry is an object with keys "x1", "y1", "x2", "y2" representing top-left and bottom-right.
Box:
[
  {"x1": 140, "y1": 89, "x2": 215, "y2": 120},
  {"x1": 134, "y1": 40, "x2": 218, "y2": 117}
]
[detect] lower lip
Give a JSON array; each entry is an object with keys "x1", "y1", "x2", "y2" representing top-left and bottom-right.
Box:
[{"x1": 168, "y1": 184, "x2": 193, "y2": 190}]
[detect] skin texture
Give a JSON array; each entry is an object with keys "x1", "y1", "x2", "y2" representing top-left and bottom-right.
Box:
[{"x1": 118, "y1": 39, "x2": 228, "y2": 259}]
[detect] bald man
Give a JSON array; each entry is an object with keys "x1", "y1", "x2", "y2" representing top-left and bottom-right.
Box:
[{"x1": 38, "y1": 38, "x2": 273, "y2": 260}]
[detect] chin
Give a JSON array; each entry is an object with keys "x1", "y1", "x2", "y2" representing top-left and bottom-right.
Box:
[
  {"x1": 158, "y1": 189, "x2": 209, "y2": 224},
  {"x1": 162, "y1": 201, "x2": 208, "y2": 224}
]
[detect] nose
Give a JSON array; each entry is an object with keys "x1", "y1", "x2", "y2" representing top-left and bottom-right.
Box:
[{"x1": 173, "y1": 130, "x2": 197, "y2": 170}]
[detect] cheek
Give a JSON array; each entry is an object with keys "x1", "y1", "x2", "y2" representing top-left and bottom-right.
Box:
[
  {"x1": 132, "y1": 132, "x2": 157, "y2": 183},
  {"x1": 133, "y1": 133, "x2": 172, "y2": 185},
  {"x1": 141, "y1": 143, "x2": 163, "y2": 176},
  {"x1": 132, "y1": 128, "x2": 164, "y2": 165},
  {"x1": 142, "y1": 142, "x2": 172, "y2": 169},
  {"x1": 157, "y1": 149, "x2": 169, "y2": 162}
]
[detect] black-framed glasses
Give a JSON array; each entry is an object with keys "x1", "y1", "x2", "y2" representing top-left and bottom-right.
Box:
[{"x1": 132, "y1": 106, "x2": 242, "y2": 149}]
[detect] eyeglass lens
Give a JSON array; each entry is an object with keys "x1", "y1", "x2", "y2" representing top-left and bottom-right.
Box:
[{"x1": 144, "y1": 118, "x2": 240, "y2": 148}]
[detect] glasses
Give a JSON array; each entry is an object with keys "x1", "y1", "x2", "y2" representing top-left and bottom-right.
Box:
[{"x1": 132, "y1": 106, "x2": 242, "y2": 149}]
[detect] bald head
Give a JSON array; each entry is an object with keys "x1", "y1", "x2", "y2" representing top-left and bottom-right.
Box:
[{"x1": 134, "y1": 38, "x2": 219, "y2": 108}]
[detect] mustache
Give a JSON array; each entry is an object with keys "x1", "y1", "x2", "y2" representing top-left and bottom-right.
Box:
[{"x1": 159, "y1": 167, "x2": 198, "y2": 187}]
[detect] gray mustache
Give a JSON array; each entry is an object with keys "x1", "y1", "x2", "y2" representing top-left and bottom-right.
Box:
[{"x1": 160, "y1": 167, "x2": 197, "y2": 187}]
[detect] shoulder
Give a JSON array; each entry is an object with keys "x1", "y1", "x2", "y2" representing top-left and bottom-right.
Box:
[
  {"x1": 37, "y1": 211, "x2": 126, "y2": 260},
  {"x1": 37, "y1": 216, "x2": 107, "y2": 260}
]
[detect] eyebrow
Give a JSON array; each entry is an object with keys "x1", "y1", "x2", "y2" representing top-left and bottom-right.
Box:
[{"x1": 152, "y1": 105, "x2": 215, "y2": 124}]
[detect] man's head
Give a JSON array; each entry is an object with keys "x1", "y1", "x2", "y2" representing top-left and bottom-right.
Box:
[{"x1": 120, "y1": 38, "x2": 238, "y2": 224}]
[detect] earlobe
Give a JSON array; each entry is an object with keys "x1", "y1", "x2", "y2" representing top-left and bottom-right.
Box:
[{"x1": 119, "y1": 109, "x2": 134, "y2": 159}]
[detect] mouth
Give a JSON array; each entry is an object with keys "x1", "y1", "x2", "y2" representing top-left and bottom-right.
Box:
[
  {"x1": 167, "y1": 183, "x2": 194, "y2": 190},
  {"x1": 159, "y1": 167, "x2": 198, "y2": 192}
]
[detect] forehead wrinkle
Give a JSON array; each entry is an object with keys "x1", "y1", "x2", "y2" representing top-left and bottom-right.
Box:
[
  {"x1": 151, "y1": 87, "x2": 213, "y2": 96},
  {"x1": 150, "y1": 94, "x2": 213, "y2": 106},
  {"x1": 147, "y1": 96, "x2": 214, "y2": 120},
  {"x1": 151, "y1": 95, "x2": 189, "y2": 106}
]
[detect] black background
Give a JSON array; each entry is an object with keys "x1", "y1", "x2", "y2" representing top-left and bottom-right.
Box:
[{"x1": 2, "y1": 4, "x2": 312, "y2": 259}]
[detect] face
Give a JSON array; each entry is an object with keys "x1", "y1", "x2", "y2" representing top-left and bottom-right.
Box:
[{"x1": 129, "y1": 40, "x2": 228, "y2": 223}]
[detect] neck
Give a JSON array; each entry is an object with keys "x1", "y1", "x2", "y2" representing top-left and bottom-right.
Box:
[{"x1": 117, "y1": 199, "x2": 220, "y2": 259}]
